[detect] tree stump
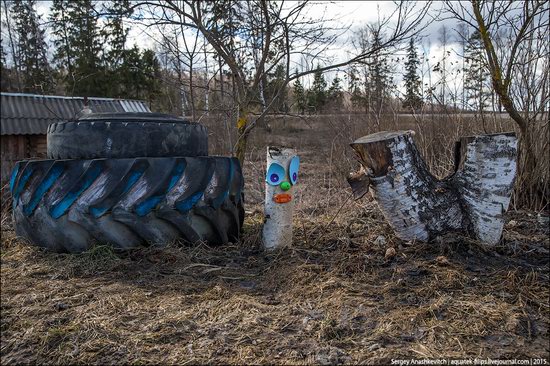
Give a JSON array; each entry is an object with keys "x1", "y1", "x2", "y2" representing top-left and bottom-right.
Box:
[{"x1": 348, "y1": 131, "x2": 517, "y2": 246}]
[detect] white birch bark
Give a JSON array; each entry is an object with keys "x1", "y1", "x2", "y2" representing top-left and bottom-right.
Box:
[
  {"x1": 262, "y1": 147, "x2": 296, "y2": 250},
  {"x1": 454, "y1": 133, "x2": 518, "y2": 245},
  {"x1": 349, "y1": 131, "x2": 518, "y2": 246}
]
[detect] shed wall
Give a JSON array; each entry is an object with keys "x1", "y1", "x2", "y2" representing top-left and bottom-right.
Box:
[{"x1": 1, "y1": 134, "x2": 47, "y2": 184}]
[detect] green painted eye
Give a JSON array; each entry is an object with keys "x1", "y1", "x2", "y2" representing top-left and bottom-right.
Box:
[{"x1": 280, "y1": 181, "x2": 291, "y2": 191}]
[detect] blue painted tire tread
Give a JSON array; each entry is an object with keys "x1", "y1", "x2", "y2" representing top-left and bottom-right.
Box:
[{"x1": 10, "y1": 157, "x2": 244, "y2": 253}]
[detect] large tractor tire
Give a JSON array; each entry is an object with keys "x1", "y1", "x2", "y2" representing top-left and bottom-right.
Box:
[
  {"x1": 47, "y1": 113, "x2": 208, "y2": 160},
  {"x1": 10, "y1": 156, "x2": 244, "y2": 253}
]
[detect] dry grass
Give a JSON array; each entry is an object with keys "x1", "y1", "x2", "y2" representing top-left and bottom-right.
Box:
[{"x1": 1, "y1": 115, "x2": 549, "y2": 364}]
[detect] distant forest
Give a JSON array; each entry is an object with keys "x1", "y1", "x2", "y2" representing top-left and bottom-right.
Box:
[{"x1": 3, "y1": 1, "x2": 545, "y2": 119}]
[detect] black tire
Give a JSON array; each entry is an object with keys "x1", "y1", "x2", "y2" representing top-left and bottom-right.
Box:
[
  {"x1": 10, "y1": 156, "x2": 244, "y2": 253},
  {"x1": 47, "y1": 113, "x2": 208, "y2": 159}
]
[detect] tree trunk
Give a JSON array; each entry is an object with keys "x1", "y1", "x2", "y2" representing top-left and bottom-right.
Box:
[
  {"x1": 348, "y1": 130, "x2": 517, "y2": 246},
  {"x1": 471, "y1": 2, "x2": 542, "y2": 208},
  {"x1": 3, "y1": 1, "x2": 21, "y2": 92},
  {"x1": 189, "y1": 59, "x2": 196, "y2": 121},
  {"x1": 234, "y1": 107, "x2": 249, "y2": 165},
  {"x1": 516, "y1": 127, "x2": 541, "y2": 207}
]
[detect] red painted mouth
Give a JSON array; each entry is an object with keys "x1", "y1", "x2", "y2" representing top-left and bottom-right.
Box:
[{"x1": 273, "y1": 193, "x2": 292, "y2": 204}]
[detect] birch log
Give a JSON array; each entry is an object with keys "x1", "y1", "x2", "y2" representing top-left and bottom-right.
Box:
[
  {"x1": 262, "y1": 147, "x2": 296, "y2": 250},
  {"x1": 453, "y1": 133, "x2": 518, "y2": 244},
  {"x1": 348, "y1": 131, "x2": 517, "y2": 246}
]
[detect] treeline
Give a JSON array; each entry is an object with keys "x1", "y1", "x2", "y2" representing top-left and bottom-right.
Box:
[
  {"x1": 293, "y1": 67, "x2": 344, "y2": 114},
  {"x1": 293, "y1": 26, "x2": 493, "y2": 116},
  {"x1": 1, "y1": 0, "x2": 173, "y2": 111},
  {"x1": 1, "y1": 0, "x2": 496, "y2": 117}
]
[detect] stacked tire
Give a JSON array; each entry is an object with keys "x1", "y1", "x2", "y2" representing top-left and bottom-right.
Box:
[{"x1": 10, "y1": 113, "x2": 245, "y2": 253}]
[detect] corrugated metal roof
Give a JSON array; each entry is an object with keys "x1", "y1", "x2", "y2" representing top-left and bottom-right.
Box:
[
  {"x1": 119, "y1": 99, "x2": 151, "y2": 113},
  {"x1": 1, "y1": 93, "x2": 151, "y2": 135}
]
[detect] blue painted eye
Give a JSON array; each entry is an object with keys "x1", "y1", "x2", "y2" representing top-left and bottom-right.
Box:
[
  {"x1": 266, "y1": 163, "x2": 285, "y2": 186},
  {"x1": 289, "y1": 156, "x2": 300, "y2": 185}
]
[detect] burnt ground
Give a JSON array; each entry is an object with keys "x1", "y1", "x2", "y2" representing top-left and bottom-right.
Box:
[{"x1": 1, "y1": 116, "x2": 549, "y2": 364}]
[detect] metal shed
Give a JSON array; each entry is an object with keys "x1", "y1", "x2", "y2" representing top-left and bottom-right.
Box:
[{"x1": 1, "y1": 93, "x2": 151, "y2": 183}]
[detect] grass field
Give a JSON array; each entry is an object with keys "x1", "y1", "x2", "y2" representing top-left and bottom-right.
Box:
[{"x1": 1, "y1": 115, "x2": 549, "y2": 364}]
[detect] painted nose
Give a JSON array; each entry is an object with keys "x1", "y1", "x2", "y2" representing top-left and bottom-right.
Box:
[{"x1": 280, "y1": 181, "x2": 291, "y2": 191}]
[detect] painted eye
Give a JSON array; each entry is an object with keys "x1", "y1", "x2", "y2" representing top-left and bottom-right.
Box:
[
  {"x1": 266, "y1": 163, "x2": 285, "y2": 186},
  {"x1": 289, "y1": 156, "x2": 300, "y2": 185}
]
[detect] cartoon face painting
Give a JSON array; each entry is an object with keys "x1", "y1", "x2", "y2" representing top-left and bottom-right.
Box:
[{"x1": 266, "y1": 156, "x2": 300, "y2": 204}]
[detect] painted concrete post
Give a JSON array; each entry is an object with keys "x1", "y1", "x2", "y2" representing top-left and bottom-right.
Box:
[{"x1": 262, "y1": 146, "x2": 299, "y2": 250}]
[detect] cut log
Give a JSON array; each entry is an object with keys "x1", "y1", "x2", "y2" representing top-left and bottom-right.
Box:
[
  {"x1": 349, "y1": 131, "x2": 517, "y2": 246},
  {"x1": 453, "y1": 133, "x2": 518, "y2": 244}
]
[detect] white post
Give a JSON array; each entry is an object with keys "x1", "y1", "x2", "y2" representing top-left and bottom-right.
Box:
[{"x1": 262, "y1": 146, "x2": 298, "y2": 250}]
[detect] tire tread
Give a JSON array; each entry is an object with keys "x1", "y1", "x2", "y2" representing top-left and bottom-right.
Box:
[{"x1": 12, "y1": 157, "x2": 244, "y2": 252}]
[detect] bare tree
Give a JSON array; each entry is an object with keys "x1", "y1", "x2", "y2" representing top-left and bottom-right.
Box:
[
  {"x1": 445, "y1": 0, "x2": 550, "y2": 209},
  {"x1": 149, "y1": 16, "x2": 202, "y2": 120},
  {"x1": 438, "y1": 24, "x2": 449, "y2": 109},
  {"x1": 1, "y1": 0, "x2": 22, "y2": 91},
  {"x1": 132, "y1": 0, "x2": 431, "y2": 164},
  {"x1": 455, "y1": 22, "x2": 469, "y2": 111}
]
